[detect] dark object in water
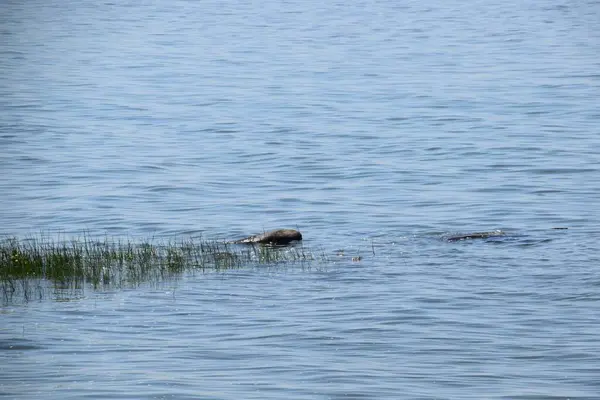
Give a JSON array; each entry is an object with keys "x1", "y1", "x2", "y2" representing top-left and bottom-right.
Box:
[
  {"x1": 446, "y1": 230, "x2": 505, "y2": 242},
  {"x1": 234, "y1": 229, "x2": 303, "y2": 245}
]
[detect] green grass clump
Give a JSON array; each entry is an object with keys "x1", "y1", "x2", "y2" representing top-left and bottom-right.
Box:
[{"x1": 0, "y1": 236, "x2": 317, "y2": 304}]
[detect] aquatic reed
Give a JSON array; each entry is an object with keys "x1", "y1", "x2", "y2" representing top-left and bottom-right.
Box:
[{"x1": 0, "y1": 235, "x2": 317, "y2": 303}]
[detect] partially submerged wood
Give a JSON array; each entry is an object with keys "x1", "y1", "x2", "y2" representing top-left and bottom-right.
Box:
[
  {"x1": 446, "y1": 230, "x2": 505, "y2": 242},
  {"x1": 233, "y1": 229, "x2": 303, "y2": 245}
]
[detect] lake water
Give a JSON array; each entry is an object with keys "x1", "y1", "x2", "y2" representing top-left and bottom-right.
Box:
[{"x1": 1, "y1": 0, "x2": 600, "y2": 398}]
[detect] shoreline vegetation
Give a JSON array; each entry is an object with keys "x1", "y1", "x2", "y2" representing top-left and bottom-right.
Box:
[{"x1": 0, "y1": 235, "x2": 320, "y2": 304}]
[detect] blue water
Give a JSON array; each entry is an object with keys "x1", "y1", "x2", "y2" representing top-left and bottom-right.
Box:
[{"x1": 2, "y1": 0, "x2": 600, "y2": 398}]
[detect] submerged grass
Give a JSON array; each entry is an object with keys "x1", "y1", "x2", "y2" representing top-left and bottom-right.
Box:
[{"x1": 0, "y1": 235, "x2": 319, "y2": 304}]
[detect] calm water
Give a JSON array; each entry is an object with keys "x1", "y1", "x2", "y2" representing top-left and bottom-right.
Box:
[{"x1": 2, "y1": 0, "x2": 600, "y2": 398}]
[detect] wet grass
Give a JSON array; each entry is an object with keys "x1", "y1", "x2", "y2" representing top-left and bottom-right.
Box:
[{"x1": 0, "y1": 235, "x2": 319, "y2": 304}]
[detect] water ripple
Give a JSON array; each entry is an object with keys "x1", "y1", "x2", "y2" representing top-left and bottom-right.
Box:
[{"x1": 2, "y1": 0, "x2": 600, "y2": 398}]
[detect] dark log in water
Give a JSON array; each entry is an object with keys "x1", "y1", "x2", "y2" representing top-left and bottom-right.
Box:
[
  {"x1": 446, "y1": 230, "x2": 506, "y2": 242},
  {"x1": 233, "y1": 229, "x2": 303, "y2": 245}
]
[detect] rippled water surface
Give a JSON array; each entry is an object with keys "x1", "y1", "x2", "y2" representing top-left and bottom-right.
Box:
[{"x1": 2, "y1": 0, "x2": 600, "y2": 398}]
